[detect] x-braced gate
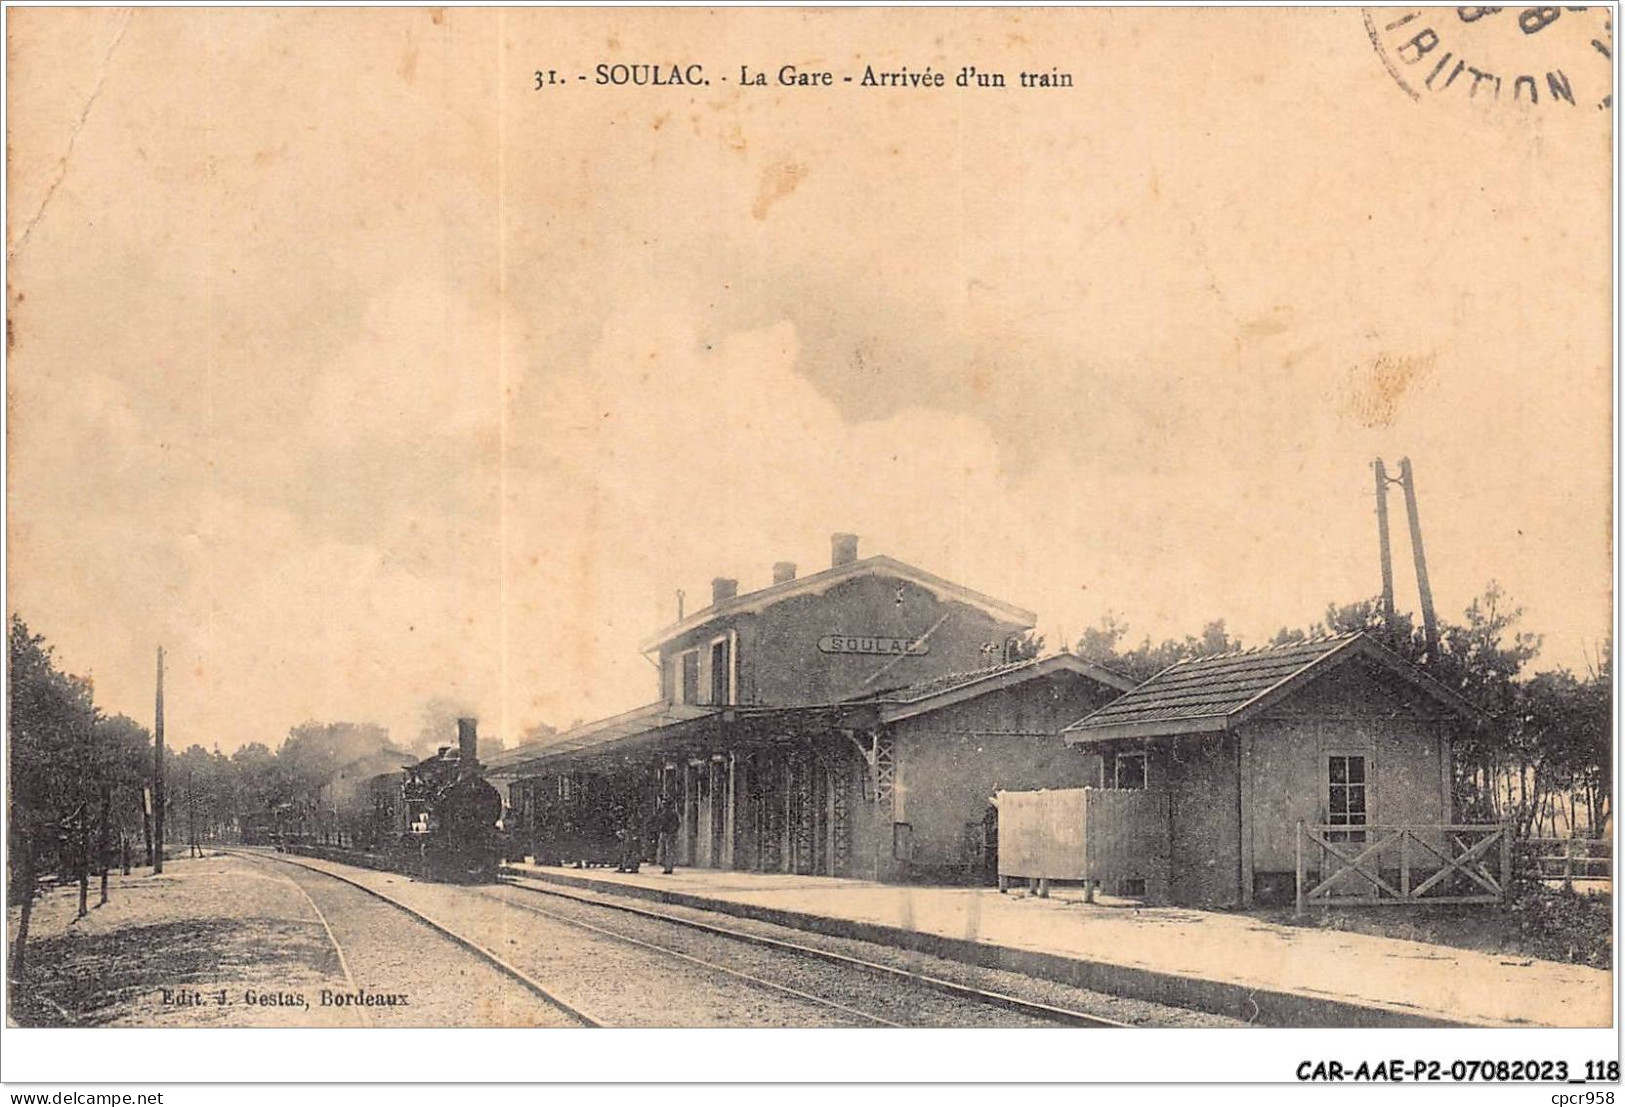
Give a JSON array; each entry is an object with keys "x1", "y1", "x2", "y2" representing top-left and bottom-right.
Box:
[{"x1": 1295, "y1": 821, "x2": 1510, "y2": 914}]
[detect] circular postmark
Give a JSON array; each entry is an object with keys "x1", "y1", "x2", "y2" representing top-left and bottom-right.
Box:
[{"x1": 1364, "y1": 7, "x2": 1612, "y2": 110}]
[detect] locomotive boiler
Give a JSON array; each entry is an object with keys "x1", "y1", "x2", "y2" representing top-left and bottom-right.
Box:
[{"x1": 400, "y1": 717, "x2": 505, "y2": 882}]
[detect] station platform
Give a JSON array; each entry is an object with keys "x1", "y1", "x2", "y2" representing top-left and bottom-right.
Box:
[{"x1": 501, "y1": 861, "x2": 1611, "y2": 1028}]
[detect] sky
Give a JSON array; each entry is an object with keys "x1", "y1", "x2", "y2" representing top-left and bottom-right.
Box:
[{"x1": 6, "y1": 8, "x2": 1613, "y2": 753}]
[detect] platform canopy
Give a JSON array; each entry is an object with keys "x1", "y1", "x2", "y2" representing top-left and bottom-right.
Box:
[{"x1": 485, "y1": 701, "x2": 883, "y2": 777}]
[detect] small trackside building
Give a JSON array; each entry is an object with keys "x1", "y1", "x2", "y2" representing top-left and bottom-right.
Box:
[{"x1": 1059, "y1": 633, "x2": 1488, "y2": 908}]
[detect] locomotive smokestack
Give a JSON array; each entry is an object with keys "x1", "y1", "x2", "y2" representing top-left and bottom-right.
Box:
[{"x1": 456, "y1": 717, "x2": 478, "y2": 777}]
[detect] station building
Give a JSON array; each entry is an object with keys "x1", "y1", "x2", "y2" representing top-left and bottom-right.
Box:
[
  {"x1": 1057, "y1": 632, "x2": 1487, "y2": 907},
  {"x1": 488, "y1": 534, "x2": 1133, "y2": 882}
]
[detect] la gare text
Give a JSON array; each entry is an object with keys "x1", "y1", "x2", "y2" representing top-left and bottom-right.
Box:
[{"x1": 534, "y1": 63, "x2": 1075, "y2": 91}]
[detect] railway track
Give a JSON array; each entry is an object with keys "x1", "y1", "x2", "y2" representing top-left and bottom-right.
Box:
[
  {"x1": 224, "y1": 848, "x2": 601, "y2": 1026},
  {"x1": 233, "y1": 848, "x2": 1139, "y2": 1027},
  {"x1": 480, "y1": 877, "x2": 1135, "y2": 1028}
]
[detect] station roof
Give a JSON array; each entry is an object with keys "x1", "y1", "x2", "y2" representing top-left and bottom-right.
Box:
[
  {"x1": 484, "y1": 702, "x2": 718, "y2": 777},
  {"x1": 484, "y1": 700, "x2": 886, "y2": 777},
  {"x1": 487, "y1": 657, "x2": 1138, "y2": 780},
  {"x1": 851, "y1": 653, "x2": 1137, "y2": 722},
  {"x1": 1061, "y1": 632, "x2": 1487, "y2": 743},
  {"x1": 639, "y1": 554, "x2": 1037, "y2": 653}
]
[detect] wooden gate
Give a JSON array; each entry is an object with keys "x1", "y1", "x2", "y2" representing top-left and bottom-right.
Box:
[{"x1": 1296, "y1": 822, "x2": 1510, "y2": 913}]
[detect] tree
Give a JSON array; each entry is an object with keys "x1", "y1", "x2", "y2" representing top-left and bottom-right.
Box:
[
  {"x1": 8, "y1": 616, "x2": 98, "y2": 976},
  {"x1": 92, "y1": 713, "x2": 154, "y2": 862},
  {"x1": 230, "y1": 741, "x2": 281, "y2": 817},
  {"x1": 1074, "y1": 613, "x2": 1242, "y2": 683}
]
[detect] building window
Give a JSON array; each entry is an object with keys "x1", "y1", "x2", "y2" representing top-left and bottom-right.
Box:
[
  {"x1": 1327, "y1": 754, "x2": 1368, "y2": 842},
  {"x1": 1114, "y1": 751, "x2": 1148, "y2": 790},
  {"x1": 679, "y1": 650, "x2": 700, "y2": 705},
  {"x1": 710, "y1": 637, "x2": 730, "y2": 705}
]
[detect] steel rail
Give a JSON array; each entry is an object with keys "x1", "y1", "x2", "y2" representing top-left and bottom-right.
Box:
[
  {"x1": 467, "y1": 885, "x2": 900, "y2": 1028},
  {"x1": 490, "y1": 877, "x2": 1133, "y2": 1028},
  {"x1": 223, "y1": 849, "x2": 601, "y2": 1027},
  {"x1": 240, "y1": 852, "x2": 372, "y2": 1027}
]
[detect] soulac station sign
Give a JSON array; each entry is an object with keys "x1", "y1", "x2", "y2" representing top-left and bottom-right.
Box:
[{"x1": 818, "y1": 635, "x2": 930, "y2": 656}]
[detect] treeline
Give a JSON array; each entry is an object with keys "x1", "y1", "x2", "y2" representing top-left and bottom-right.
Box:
[
  {"x1": 5, "y1": 615, "x2": 451, "y2": 974},
  {"x1": 1072, "y1": 582, "x2": 1611, "y2": 839},
  {"x1": 9, "y1": 617, "x2": 156, "y2": 974}
]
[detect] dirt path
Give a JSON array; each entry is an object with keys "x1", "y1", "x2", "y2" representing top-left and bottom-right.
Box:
[{"x1": 8, "y1": 852, "x2": 356, "y2": 1026}]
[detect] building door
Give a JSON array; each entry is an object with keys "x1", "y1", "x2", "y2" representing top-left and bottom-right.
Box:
[
  {"x1": 683, "y1": 763, "x2": 701, "y2": 865},
  {"x1": 709, "y1": 758, "x2": 728, "y2": 866}
]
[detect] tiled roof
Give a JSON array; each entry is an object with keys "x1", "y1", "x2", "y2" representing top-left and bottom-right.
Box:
[
  {"x1": 1070, "y1": 634, "x2": 1363, "y2": 730},
  {"x1": 1064, "y1": 632, "x2": 1487, "y2": 741},
  {"x1": 847, "y1": 653, "x2": 1137, "y2": 723},
  {"x1": 850, "y1": 657, "x2": 1042, "y2": 704}
]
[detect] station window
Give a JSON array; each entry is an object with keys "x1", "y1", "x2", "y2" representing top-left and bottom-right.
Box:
[
  {"x1": 1114, "y1": 751, "x2": 1148, "y2": 790},
  {"x1": 709, "y1": 637, "x2": 731, "y2": 705},
  {"x1": 1327, "y1": 754, "x2": 1368, "y2": 842},
  {"x1": 680, "y1": 650, "x2": 700, "y2": 705}
]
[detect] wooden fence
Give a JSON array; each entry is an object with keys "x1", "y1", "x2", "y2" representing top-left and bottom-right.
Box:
[
  {"x1": 1520, "y1": 836, "x2": 1612, "y2": 887},
  {"x1": 1295, "y1": 821, "x2": 1509, "y2": 914}
]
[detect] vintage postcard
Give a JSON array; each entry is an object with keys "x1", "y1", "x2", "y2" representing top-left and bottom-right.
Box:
[{"x1": 2, "y1": 2, "x2": 1616, "y2": 1088}]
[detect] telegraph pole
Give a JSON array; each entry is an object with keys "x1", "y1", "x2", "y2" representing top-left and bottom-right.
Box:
[
  {"x1": 77, "y1": 717, "x2": 91, "y2": 917},
  {"x1": 93, "y1": 705, "x2": 111, "y2": 905},
  {"x1": 98, "y1": 783, "x2": 112, "y2": 906},
  {"x1": 188, "y1": 764, "x2": 198, "y2": 858},
  {"x1": 75, "y1": 805, "x2": 89, "y2": 918},
  {"x1": 153, "y1": 645, "x2": 165, "y2": 875},
  {"x1": 1398, "y1": 458, "x2": 1441, "y2": 660},
  {"x1": 1373, "y1": 459, "x2": 1397, "y2": 635},
  {"x1": 141, "y1": 788, "x2": 153, "y2": 867}
]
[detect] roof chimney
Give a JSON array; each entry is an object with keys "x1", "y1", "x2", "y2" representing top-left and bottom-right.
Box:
[
  {"x1": 456, "y1": 717, "x2": 478, "y2": 777},
  {"x1": 712, "y1": 577, "x2": 738, "y2": 605},
  {"x1": 831, "y1": 533, "x2": 859, "y2": 567},
  {"x1": 772, "y1": 561, "x2": 797, "y2": 584}
]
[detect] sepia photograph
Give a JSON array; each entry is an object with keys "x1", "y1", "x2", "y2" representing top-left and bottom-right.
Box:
[{"x1": 2, "y1": 1, "x2": 1617, "y2": 1092}]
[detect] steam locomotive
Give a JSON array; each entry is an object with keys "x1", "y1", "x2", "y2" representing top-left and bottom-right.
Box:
[
  {"x1": 285, "y1": 717, "x2": 506, "y2": 883},
  {"x1": 397, "y1": 719, "x2": 505, "y2": 882}
]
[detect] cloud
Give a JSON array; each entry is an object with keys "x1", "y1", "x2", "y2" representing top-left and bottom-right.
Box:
[{"x1": 6, "y1": 8, "x2": 1610, "y2": 753}]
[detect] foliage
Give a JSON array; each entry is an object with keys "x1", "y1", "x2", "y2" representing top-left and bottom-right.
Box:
[
  {"x1": 7, "y1": 616, "x2": 418, "y2": 889},
  {"x1": 1074, "y1": 612, "x2": 1241, "y2": 683},
  {"x1": 8, "y1": 616, "x2": 137, "y2": 906},
  {"x1": 1274, "y1": 882, "x2": 1611, "y2": 970}
]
